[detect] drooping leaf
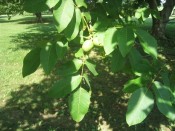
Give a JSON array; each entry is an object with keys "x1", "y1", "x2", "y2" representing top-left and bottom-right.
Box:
[
  {"x1": 142, "y1": 8, "x2": 151, "y2": 21},
  {"x1": 117, "y1": 27, "x2": 135, "y2": 57},
  {"x1": 72, "y1": 29, "x2": 85, "y2": 45},
  {"x1": 48, "y1": 75, "x2": 82, "y2": 98},
  {"x1": 69, "y1": 87, "x2": 91, "y2": 122},
  {"x1": 126, "y1": 88, "x2": 154, "y2": 126},
  {"x1": 151, "y1": 9, "x2": 160, "y2": 19},
  {"x1": 153, "y1": 81, "x2": 175, "y2": 121},
  {"x1": 111, "y1": 49, "x2": 126, "y2": 72},
  {"x1": 102, "y1": 0, "x2": 121, "y2": 17},
  {"x1": 24, "y1": 0, "x2": 60, "y2": 12},
  {"x1": 104, "y1": 27, "x2": 118, "y2": 55},
  {"x1": 85, "y1": 60, "x2": 98, "y2": 76},
  {"x1": 134, "y1": 29, "x2": 157, "y2": 59},
  {"x1": 57, "y1": 59, "x2": 83, "y2": 76},
  {"x1": 23, "y1": 0, "x2": 49, "y2": 13},
  {"x1": 129, "y1": 48, "x2": 152, "y2": 76},
  {"x1": 64, "y1": 8, "x2": 82, "y2": 40},
  {"x1": 135, "y1": 11, "x2": 142, "y2": 19},
  {"x1": 75, "y1": 48, "x2": 84, "y2": 58},
  {"x1": 92, "y1": 10, "x2": 111, "y2": 31},
  {"x1": 82, "y1": 11, "x2": 91, "y2": 23},
  {"x1": 46, "y1": 0, "x2": 60, "y2": 8},
  {"x1": 83, "y1": 73, "x2": 91, "y2": 88},
  {"x1": 123, "y1": 77, "x2": 143, "y2": 93},
  {"x1": 55, "y1": 41, "x2": 68, "y2": 59},
  {"x1": 40, "y1": 43, "x2": 58, "y2": 74},
  {"x1": 75, "y1": 0, "x2": 87, "y2": 8},
  {"x1": 53, "y1": 0, "x2": 74, "y2": 33},
  {"x1": 170, "y1": 73, "x2": 175, "y2": 92},
  {"x1": 161, "y1": 72, "x2": 170, "y2": 87},
  {"x1": 22, "y1": 48, "x2": 41, "y2": 77}
]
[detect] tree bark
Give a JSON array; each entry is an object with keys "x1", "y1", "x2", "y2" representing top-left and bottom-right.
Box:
[
  {"x1": 147, "y1": 0, "x2": 175, "y2": 39},
  {"x1": 35, "y1": 12, "x2": 43, "y2": 23},
  {"x1": 172, "y1": 8, "x2": 175, "y2": 15}
]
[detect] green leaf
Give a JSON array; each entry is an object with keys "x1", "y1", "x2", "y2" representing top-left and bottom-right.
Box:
[
  {"x1": 153, "y1": 81, "x2": 175, "y2": 121},
  {"x1": 24, "y1": 0, "x2": 60, "y2": 12},
  {"x1": 57, "y1": 59, "x2": 83, "y2": 76},
  {"x1": 151, "y1": 9, "x2": 160, "y2": 19},
  {"x1": 170, "y1": 73, "x2": 175, "y2": 92},
  {"x1": 123, "y1": 77, "x2": 143, "y2": 93},
  {"x1": 75, "y1": 48, "x2": 84, "y2": 58},
  {"x1": 46, "y1": 0, "x2": 60, "y2": 8},
  {"x1": 69, "y1": 87, "x2": 91, "y2": 122},
  {"x1": 40, "y1": 43, "x2": 58, "y2": 74},
  {"x1": 135, "y1": 29, "x2": 157, "y2": 59},
  {"x1": 85, "y1": 60, "x2": 98, "y2": 76},
  {"x1": 23, "y1": 0, "x2": 49, "y2": 13},
  {"x1": 104, "y1": 27, "x2": 118, "y2": 55},
  {"x1": 161, "y1": 72, "x2": 170, "y2": 87},
  {"x1": 82, "y1": 12, "x2": 91, "y2": 22},
  {"x1": 111, "y1": 49, "x2": 126, "y2": 72},
  {"x1": 83, "y1": 73, "x2": 91, "y2": 88},
  {"x1": 64, "y1": 8, "x2": 82, "y2": 40},
  {"x1": 103, "y1": 0, "x2": 121, "y2": 17},
  {"x1": 56, "y1": 41, "x2": 68, "y2": 60},
  {"x1": 22, "y1": 48, "x2": 41, "y2": 77},
  {"x1": 142, "y1": 8, "x2": 151, "y2": 21},
  {"x1": 117, "y1": 27, "x2": 135, "y2": 57},
  {"x1": 72, "y1": 29, "x2": 85, "y2": 45},
  {"x1": 75, "y1": 0, "x2": 87, "y2": 8},
  {"x1": 92, "y1": 13, "x2": 111, "y2": 31},
  {"x1": 129, "y1": 48, "x2": 152, "y2": 76},
  {"x1": 48, "y1": 75, "x2": 82, "y2": 98},
  {"x1": 135, "y1": 11, "x2": 142, "y2": 19},
  {"x1": 53, "y1": 0, "x2": 74, "y2": 33},
  {"x1": 126, "y1": 88, "x2": 154, "y2": 126}
]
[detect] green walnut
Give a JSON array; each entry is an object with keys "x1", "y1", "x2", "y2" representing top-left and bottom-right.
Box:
[
  {"x1": 93, "y1": 37, "x2": 103, "y2": 47},
  {"x1": 82, "y1": 39, "x2": 94, "y2": 52}
]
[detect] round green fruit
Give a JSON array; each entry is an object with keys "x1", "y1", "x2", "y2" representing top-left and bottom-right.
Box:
[
  {"x1": 93, "y1": 37, "x2": 103, "y2": 47},
  {"x1": 82, "y1": 40, "x2": 94, "y2": 52}
]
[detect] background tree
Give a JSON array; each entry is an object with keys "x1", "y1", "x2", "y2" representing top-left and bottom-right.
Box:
[
  {"x1": 34, "y1": 12, "x2": 43, "y2": 23},
  {"x1": 122, "y1": 0, "x2": 175, "y2": 39},
  {"x1": 0, "y1": 0, "x2": 24, "y2": 19},
  {"x1": 147, "y1": 0, "x2": 175, "y2": 39},
  {"x1": 0, "y1": 0, "x2": 44, "y2": 22}
]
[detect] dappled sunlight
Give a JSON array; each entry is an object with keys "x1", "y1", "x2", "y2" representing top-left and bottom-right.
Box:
[
  {"x1": 0, "y1": 59, "x2": 134, "y2": 130},
  {"x1": 0, "y1": 14, "x2": 175, "y2": 130},
  {"x1": 10, "y1": 22, "x2": 57, "y2": 51}
]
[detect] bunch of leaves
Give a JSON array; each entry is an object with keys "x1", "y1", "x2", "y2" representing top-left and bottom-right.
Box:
[
  {"x1": 22, "y1": 0, "x2": 175, "y2": 126},
  {"x1": 0, "y1": 0, "x2": 24, "y2": 19}
]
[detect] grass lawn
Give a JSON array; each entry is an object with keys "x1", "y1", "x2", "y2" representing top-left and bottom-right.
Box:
[
  {"x1": 0, "y1": 15, "x2": 175, "y2": 131},
  {"x1": 0, "y1": 15, "x2": 54, "y2": 107}
]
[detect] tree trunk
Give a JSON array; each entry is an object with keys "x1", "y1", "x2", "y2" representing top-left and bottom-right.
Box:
[
  {"x1": 35, "y1": 12, "x2": 43, "y2": 23},
  {"x1": 147, "y1": 0, "x2": 175, "y2": 39},
  {"x1": 151, "y1": 15, "x2": 166, "y2": 39},
  {"x1": 172, "y1": 8, "x2": 175, "y2": 15},
  {"x1": 49, "y1": 8, "x2": 53, "y2": 13}
]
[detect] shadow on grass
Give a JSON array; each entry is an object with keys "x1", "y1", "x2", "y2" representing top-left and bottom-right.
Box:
[
  {"x1": 10, "y1": 22, "x2": 58, "y2": 51},
  {"x1": 0, "y1": 67, "x2": 127, "y2": 130},
  {"x1": 0, "y1": 61, "x2": 172, "y2": 130},
  {"x1": 1, "y1": 16, "x2": 174, "y2": 130},
  {"x1": 0, "y1": 15, "x2": 53, "y2": 24}
]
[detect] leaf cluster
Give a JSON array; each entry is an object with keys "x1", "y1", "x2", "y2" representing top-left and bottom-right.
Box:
[{"x1": 22, "y1": 0, "x2": 175, "y2": 126}]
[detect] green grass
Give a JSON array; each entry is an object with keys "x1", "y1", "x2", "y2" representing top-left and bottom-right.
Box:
[
  {"x1": 0, "y1": 15, "x2": 56, "y2": 106},
  {"x1": 0, "y1": 15, "x2": 175, "y2": 130}
]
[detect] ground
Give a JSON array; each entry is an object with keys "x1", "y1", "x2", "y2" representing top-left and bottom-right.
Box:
[{"x1": 0, "y1": 14, "x2": 175, "y2": 131}]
